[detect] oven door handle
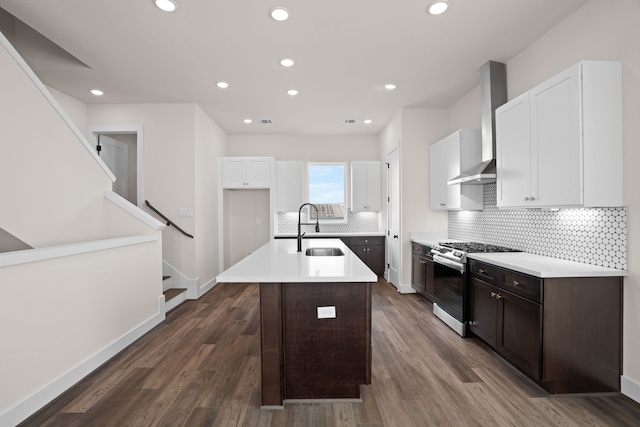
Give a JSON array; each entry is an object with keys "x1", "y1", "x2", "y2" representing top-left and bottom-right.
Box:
[{"x1": 433, "y1": 254, "x2": 465, "y2": 273}]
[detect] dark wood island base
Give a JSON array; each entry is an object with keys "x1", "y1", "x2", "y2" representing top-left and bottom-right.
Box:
[{"x1": 259, "y1": 281, "x2": 372, "y2": 408}]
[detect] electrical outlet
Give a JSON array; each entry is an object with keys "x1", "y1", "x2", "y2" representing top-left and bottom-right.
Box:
[{"x1": 317, "y1": 306, "x2": 336, "y2": 319}]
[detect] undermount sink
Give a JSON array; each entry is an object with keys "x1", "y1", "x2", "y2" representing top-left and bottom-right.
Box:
[{"x1": 305, "y1": 247, "x2": 345, "y2": 257}]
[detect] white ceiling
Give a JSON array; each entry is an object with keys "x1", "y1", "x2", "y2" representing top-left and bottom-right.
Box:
[{"x1": 0, "y1": 0, "x2": 588, "y2": 135}]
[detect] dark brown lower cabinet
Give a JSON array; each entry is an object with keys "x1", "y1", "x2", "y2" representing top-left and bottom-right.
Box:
[
  {"x1": 260, "y1": 281, "x2": 372, "y2": 407},
  {"x1": 468, "y1": 259, "x2": 621, "y2": 394},
  {"x1": 343, "y1": 236, "x2": 385, "y2": 276},
  {"x1": 411, "y1": 242, "x2": 434, "y2": 301}
]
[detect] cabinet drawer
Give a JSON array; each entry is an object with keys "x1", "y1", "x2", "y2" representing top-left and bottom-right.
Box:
[
  {"x1": 351, "y1": 236, "x2": 384, "y2": 246},
  {"x1": 469, "y1": 260, "x2": 497, "y2": 284},
  {"x1": 412, "y1": 242, "x2": 428, "y2": 257},
  {"x1": 498, "y1": 269, "x2": 542, "y2": 303}
]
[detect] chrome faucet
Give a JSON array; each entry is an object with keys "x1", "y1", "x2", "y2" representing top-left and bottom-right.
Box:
[{"x1": 297, "y1": 203, "x2": 320, "y2": 252}]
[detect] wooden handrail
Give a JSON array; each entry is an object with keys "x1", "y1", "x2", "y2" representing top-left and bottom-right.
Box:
[{"x1": 145, "y1": 200, "x2": 194, "y2": 238}]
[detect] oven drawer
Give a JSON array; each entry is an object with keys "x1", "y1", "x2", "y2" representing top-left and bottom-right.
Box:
[
  {"x1": 498, "y1": 269, "x2": 542, "y2": 303},
  {"x1": 469, "y1": 260, "x2": 497, "y2": 284}
]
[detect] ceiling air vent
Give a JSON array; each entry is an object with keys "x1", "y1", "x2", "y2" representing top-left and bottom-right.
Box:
[
  {"x1": 344, "y1": 119, "x2": 358, "y2": 124},
  {"x1": 259, "y1": 119, "x2": 273, "y2": 124}
]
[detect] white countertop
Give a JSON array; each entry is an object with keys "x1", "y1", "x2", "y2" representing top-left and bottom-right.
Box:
[
  {"x1": 409, "y1": 231, "x2": 454, "y2": 247},
  {"x1": 274, "y1": 231, "x2": 386, "y2": 238},
  {"x1": 216, "y1": 238, "x2": 377, "y2": 283},
  {"x1": 467, "y1": 252, "x2": 626, "y2": 278}
]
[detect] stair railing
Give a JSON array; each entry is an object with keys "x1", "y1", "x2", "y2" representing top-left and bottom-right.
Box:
[{"x1": 145, "y1": 200, "x2": 194, "y2": 238}]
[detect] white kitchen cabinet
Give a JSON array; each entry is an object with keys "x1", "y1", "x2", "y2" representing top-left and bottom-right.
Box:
[
  {"x1": 221, "y1": 157, "x2": 271, "y2": 189},
  {"x1": 496, "y1": 61, "x2": 622, "y2": 208},
  {"x1": 351, "y1": 161, "x2": 381, "y2": 212},
  {"x1": 276, "y1": 161, "x2": 304, "y2": 212},
  {"x1": 429, "y1": 129, "x2": 483, "y2": 211}
]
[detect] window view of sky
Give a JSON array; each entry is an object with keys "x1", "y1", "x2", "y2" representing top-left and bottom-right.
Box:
[{"x1": 308, "y1": 164, "x2": 345, "y2": 204}]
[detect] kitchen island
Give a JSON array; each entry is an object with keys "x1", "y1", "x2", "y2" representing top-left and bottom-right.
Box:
[{"x1": 216, "y1": 238, "x2": 377, "y2": 408}]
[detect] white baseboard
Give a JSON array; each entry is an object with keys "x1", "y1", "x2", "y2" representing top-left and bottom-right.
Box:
[
  {"x1": 1, "y1": 296, "x2": 165, "y2": 427},
  {"x1": 622, "y1": 375, "x2": 640, "y2": 404},
  {"x1": 396, "y1": 282, "x2": 417, "y2": 294}
]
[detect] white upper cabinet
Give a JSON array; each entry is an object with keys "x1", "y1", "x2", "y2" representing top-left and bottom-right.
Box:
[
  {"x1": 496, "y1": 61, "x2": 622, "y2": 208},
  {"x1": 276, "y1": 161, "x2": 304, "y2": 212},
  {"x1": 429, "y1": 129, "x2": 483, "y2": 211},
  {"x1": 351, "y1": 161, "x2": 381, "y2": 212},
  {"x1": 221, "y1": 157, "x2": 271, "y2": 189}
]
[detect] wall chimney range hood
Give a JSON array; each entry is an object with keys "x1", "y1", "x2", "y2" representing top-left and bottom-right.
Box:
[{"x1": 448, "y1": 61, "x2": 507, "y2": 185}]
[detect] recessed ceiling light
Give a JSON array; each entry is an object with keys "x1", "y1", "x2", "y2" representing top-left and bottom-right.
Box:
[
  {"x1": 154, "y1": 0, "x2": 178, "y2": 12},
  {"x1": 280, "y1": 58, "x2": 295, "y2": 67},
  {"x1": 90, "y1": 89, "x2": 104, "y2": 96},
  {"x1": 384, "y1": 84, "x2": 397, "y2": 90},
  {"x1": 428, "y1": 0, "x2": 449, "y2": 15},
  {"x1": 270, "y1": 7, "x2": 290, "y2": 21},
  {"x1": 243, "y1": 118, "x2": 253, "y2": 124},
  {"x1": 287, "y1": 89, "x2": 299, "y2": 96},
  {"x1": 216, "y1": 81, "x2": 229, "y2": 89},
  {"x1": 363, "y1": 119, "x2": 373, "y2": 124}
]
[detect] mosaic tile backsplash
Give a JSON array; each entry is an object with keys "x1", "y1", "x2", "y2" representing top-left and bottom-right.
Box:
[
  {"x1": 448, "y1": 183, "x2": 627, "y2": 270},
  {"x1": 277, "y1": 211, "x2": 381, "y2": 234}
]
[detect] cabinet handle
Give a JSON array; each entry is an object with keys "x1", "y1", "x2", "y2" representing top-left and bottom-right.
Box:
[
  {"x1": 491, "y1": 292, "x2": 503, "y2": 300},
  {"x1": 524, "y1": 196, "x2": 536, "y2": 201},
  {"x1": 440, "y1": 203, "x2": 446, "y2": 206},
  {"x1": 512, "y1": 280, "x2": 520, "y2": 287},
  {"x1": 478, "y1": 268, "x2": 486, "y2": 274},
  {"x1": 524, "y1": 196, "x2": 529, "y2": 201},
  {"x1": 419, "y1": 260, "x2": 427, "y2": 264}
]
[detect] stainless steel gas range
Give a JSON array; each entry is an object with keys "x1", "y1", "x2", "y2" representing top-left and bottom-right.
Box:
[{"x1": 430, "y1": 241, "x2": 520, "y2": 336}]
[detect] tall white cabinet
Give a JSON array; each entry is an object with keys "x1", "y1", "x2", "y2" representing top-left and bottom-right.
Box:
[
  {"x1": 429, "y1": 129, "x2": 483, "y2": 211},
  {"x1": 351, "y1": 161, "x2": 381, "y2": 212},
  {"x1": 496, "y1": 61, "x2": 622, "y2": 208}
]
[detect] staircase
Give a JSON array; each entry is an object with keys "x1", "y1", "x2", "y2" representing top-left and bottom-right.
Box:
[{"x1": 162, "y1": 275, "x2": 187, "y2": 313}]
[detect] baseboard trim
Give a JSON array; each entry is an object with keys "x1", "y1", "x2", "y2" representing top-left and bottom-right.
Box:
[
  {"x1": 622, "y1": 375, "x2": 640, "y2": 404},
  {"x1": 1, "y1": 296, "x2": 165, "y2": 427},
  {"x1": 395, "y1": 282, "x2": 417, "y2": 294}
]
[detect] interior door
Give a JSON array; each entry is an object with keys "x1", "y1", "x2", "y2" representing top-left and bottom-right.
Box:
[
  {"x1": 99, "y1": 135, "x2": 128, "y2": 199},
  {"x1": 387, "y1": 148, "x2": 400, "y2": 287}
]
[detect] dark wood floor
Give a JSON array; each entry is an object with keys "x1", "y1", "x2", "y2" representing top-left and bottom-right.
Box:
[{"x1": 20, "y1": 279, "x2": 640, "y2": 426}]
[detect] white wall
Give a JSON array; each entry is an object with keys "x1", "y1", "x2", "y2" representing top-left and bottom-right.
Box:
[
  {"x1": 445, "y1": 0, "x2": 640, "y2": 401},
  {"x1": 194, "y1": 105, "x2": 227, "y2": 285},
  {"x1": 227, "y1": 134, "x2": 379, "y2": 160},
  {"x1": 0, "y1": 35, "x2": 112, "y2": 248},
  {"x1": 87, "y1": 104, "x2": 199, "y2": 278},
  {"x1": 378, "y1": 109, "x2": 449, "y2": 289},
  {"x1": 46, "y1": 85, "x2": 87, "y2": 130}
]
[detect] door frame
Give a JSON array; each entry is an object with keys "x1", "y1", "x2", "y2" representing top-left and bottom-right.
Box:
[
  {"x1": 387, "y1": 146, "x2": 401, "y2": 289},
  {"x1": 86, "y1": 125, "x2": 144, "y2": 207}
]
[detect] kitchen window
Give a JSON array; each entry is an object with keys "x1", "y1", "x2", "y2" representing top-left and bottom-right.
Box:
[{"x1": 307, "y1": 162, "x2": 347, "y2": 223}]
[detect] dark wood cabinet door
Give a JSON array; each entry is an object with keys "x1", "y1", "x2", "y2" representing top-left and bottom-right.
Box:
[
  {"x1": 468, "y1": 277, "x2": 498, "y2": 348},
  {"x1": 411, "y1": 254, "x2": 426, "y2": 293},
  {"x1": 424, "y1": 258, "x2": 435, "y2": 302},
  {"x1": 366, "y1": 244, "x2": 385, "y2": 276},
  {"x1": 496, "y1": 290, "x2": 542, "y2": 380}
]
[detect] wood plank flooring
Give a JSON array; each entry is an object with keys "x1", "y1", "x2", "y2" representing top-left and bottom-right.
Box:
[{"x1": 19, "y1": 279, "x2": 640, "y2": 426}]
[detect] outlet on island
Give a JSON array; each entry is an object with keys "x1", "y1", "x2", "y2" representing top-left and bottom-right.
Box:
[{"x1": 317, "y1": 306, "x2": 336, "y2": 319}]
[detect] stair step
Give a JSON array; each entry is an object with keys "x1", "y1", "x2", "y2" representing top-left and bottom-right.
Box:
[
  {"x1": 163, "y1": 288, "x2": 188, "y2": 313},
  {"x1": 163, "y1": 288, "x2": 187, "y2": 301}
]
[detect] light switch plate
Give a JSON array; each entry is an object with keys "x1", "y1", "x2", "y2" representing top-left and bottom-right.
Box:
[
  {"x1": 178, "y1": 208, "x2": 193, "y2": 217},
  {"x1": 317, "y1": 306, "x2": 336, "y2": 319}
]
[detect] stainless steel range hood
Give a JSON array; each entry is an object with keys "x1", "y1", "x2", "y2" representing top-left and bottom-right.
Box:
[{"x1": 448, "y1": 61, "x2": 506, "y2": 185}]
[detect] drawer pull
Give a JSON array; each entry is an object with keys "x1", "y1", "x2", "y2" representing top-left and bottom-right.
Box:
[
  {"x1": 419, "y1": 260, "x2": 427, "y2": 264},
  {"x1": 490, "y1": 291, "x2": 503, "y2": 300},
  {"x1": 478, "y1": 268, "x2": 486, "y2": 274},
  {"x1": 512, "y1": 280, "x2": 520, "y2": 287}
]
